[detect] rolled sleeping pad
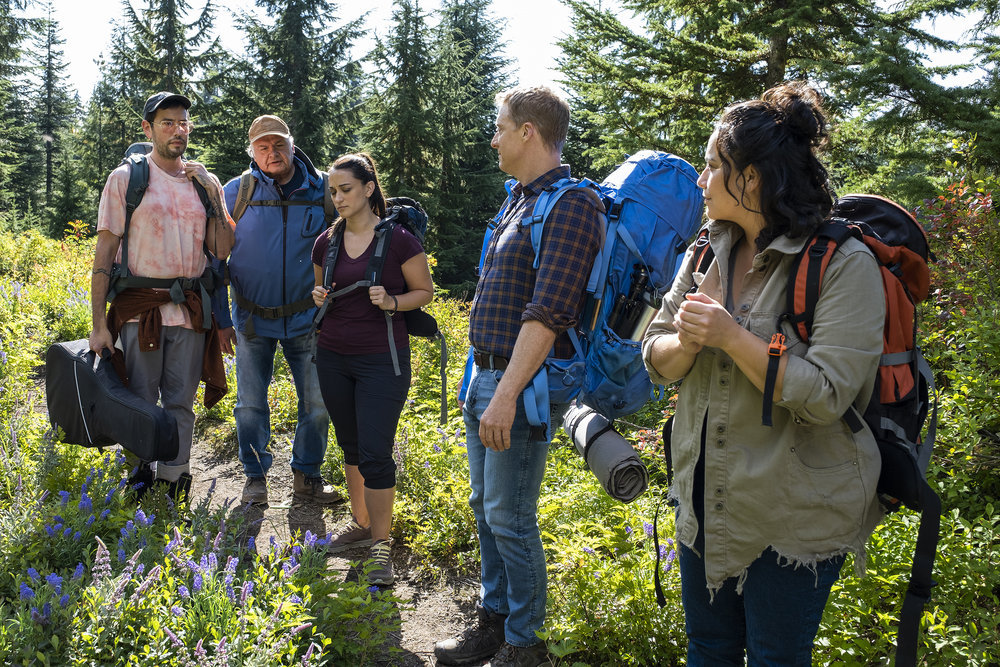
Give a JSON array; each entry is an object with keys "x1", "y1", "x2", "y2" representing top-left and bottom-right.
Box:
[{"x1": 564, "y1": 403, "x2": 648, "y2": 502}]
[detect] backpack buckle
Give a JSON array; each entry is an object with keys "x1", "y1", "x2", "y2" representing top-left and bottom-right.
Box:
[{"x1": 767, "y1": 333, "x2": 787, "y2": 358}]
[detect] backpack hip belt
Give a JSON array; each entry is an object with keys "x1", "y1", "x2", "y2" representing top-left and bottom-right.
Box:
[
  {"x1": 108, "y1": 265, "x2": 221, "y2": 327},
  {"x1": 231, "y1": 289, "x2": 315, "y2": 339}
]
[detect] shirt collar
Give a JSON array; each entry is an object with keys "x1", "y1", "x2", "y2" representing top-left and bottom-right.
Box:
[
  {"x1": 519, "y1": 164, "x2": 572, "y2": 197},
  {"x1": 707, "y1": 219, "x2": 815, "y2": 257}
]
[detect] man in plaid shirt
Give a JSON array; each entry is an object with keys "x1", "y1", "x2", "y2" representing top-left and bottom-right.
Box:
[{"x1": 435, "y1": 87, "x2": 604, "y2": 667}]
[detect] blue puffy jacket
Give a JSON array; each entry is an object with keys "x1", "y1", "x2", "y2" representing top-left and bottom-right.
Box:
[{"x1": 223, "y1": 148, "x2": 327, "y2": 339}]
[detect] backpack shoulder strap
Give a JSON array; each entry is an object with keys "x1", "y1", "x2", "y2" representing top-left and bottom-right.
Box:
[
  {"x1": 477, "y1": 178, "x2": 517, "y2": 276},
  {"x1": 121, "y1": 153, "x2": 150, "y2": 280},
  {"x1": 520, "y1": 177, "x2": 595, "y2": 270},
  {"x1": 692, "y1": 227, "x2": 715, "y2": 276},
  {"x1": 231, "y1": 171, "x2": 256, "y2": 223},
  {"x1": 365, "y1": 218, "x2": 397, "y2": 287},
  {"x1": 785, "y1": 219, "x2": 860, "y2": 343}
]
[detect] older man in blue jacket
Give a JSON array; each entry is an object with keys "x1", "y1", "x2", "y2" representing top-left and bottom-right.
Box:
[{"x1": 222, "y1": 115, "x2": 338, "y2": 505}]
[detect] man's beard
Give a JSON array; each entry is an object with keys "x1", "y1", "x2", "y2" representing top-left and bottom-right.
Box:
[{"x1": 155, "y1": 136, "x2": 187, "y2": 160}]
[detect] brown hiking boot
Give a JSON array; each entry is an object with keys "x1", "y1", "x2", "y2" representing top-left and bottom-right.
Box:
[
  {"x1": 327, "y1": 517, "x2": 373, "y2": 554},
  {"x1": 434, "y1": 602, "x2": 507, "y2": 665},
  {"x1": 292, "y1": 469, "x2": 342, "y2": 504},
  {"x1": 241, "y1": 476, "x2": 268, "y2": 504},
  {"x1": 485, "y1": 641, "x2": 549, "y2": 667}
]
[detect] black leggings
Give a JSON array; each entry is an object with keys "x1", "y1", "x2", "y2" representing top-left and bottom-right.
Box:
[{"x1": 314, "y1": 347, "x2": 411, "y2": 489}]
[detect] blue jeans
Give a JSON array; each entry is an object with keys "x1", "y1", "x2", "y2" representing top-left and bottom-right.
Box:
[
  {"x1": 234, "y1": 330, "x2": 329, "y2": 477},
  {"x1": 679, "y1": 543, "x2": 844, "y2": 666},
  {"x1": 464, "y1": 365, "x2": 557, "y2": 647}
]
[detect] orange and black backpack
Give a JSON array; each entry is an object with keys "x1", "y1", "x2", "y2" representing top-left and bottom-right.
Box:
[{"x1": 664, "y1": 194, "x2": 939, "y2": 666}]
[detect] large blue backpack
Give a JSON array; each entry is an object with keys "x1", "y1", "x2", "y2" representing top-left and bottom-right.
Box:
[{"x1": 463, "y1": 150, "x2": 703, "y2": 433}]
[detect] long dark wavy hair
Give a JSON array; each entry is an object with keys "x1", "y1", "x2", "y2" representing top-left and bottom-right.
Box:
[
  {"x1": 714, "y1": 81, "x2": 834, "y2": 251},
  {"x1": 327, "y1": 152, "x2": 388, "y2": 237}
]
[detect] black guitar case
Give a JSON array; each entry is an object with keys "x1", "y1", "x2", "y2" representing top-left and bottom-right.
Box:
[{"x1": 44, "y1": 339, "x2": 179, "y2": 462}]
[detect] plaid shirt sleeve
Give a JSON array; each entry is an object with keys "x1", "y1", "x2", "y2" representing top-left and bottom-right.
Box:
[{"x1": 522, "y1": 188, "x2": 604, "y2": 333}]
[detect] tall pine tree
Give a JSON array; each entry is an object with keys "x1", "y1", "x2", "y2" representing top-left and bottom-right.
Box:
[
  {"x1": 123, "y1": 0, "x2": 224, "y2": 93},
  {"x1": 239, "y1": 0, "x2": 364, "y2": 166},
  {"x1": 432, "y1": 0, "x2": 511, "y2": 295},
  {"x1": 361, "y1": 0, "x2": 437, "y2": 204},
  {"x1": 30, "y1": 2, "x2": 77, "y2": 216},
  {"x1": 558, "y1": 0, "x2": 982, "y2": 196}
]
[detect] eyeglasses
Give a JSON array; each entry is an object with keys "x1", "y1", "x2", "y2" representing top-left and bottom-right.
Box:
[{"x1": 152, "y1": 119, "x2": 194, "y2": 132}]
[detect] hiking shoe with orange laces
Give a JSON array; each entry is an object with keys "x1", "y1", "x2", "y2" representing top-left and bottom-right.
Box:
[{"x1": 367, "y1": 539, "x2": 394, "y2": 585}]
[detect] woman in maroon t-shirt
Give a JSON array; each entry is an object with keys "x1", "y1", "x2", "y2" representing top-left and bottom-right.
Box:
[{"x1": 310, "y1": 153, "x2": 433, "y2": 585}]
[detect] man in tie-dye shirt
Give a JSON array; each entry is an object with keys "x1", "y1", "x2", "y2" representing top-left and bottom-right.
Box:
[{"x1": 89, "y1": 91, "x2": 234, "y2": 502}]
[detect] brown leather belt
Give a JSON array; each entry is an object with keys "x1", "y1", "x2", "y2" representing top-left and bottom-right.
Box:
[{"x1": 473, "y1": 350, "x2": 509, "y2": 371}]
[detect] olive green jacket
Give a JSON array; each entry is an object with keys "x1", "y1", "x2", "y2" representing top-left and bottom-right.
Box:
[{"x1": 642, "y1": 220, "x2": 886, "y2": 592}]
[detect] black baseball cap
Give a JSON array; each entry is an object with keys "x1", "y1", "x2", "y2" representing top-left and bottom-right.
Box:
[{"x1": 143, "y1": 91, "x2": 192, "y2": 122}]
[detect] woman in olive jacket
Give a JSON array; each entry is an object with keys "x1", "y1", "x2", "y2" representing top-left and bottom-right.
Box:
[{"x1": 643, "y1": 82, "x2": 885, "y2": 665}]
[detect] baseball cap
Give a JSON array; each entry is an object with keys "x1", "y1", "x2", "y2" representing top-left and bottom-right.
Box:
[
  {"x1": 248, "y1": 115, "x2": 292, "y2": 144},
  {"x1": 143, "y1": 91, "x2": 192, "y2": 122}
]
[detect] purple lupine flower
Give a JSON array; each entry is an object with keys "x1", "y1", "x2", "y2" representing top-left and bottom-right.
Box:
[
  {"x1": 367, "y1": 585, "x2": 379, "y2": 593},
  {"x1": 433, "y1": 442, "x2": 442, "y2": 453},
  {"x1": 208, "y1": 552, "x2": 218, "y2": 573},
  {"x1": 59, "y1": 594, "x2": 70, "y2": 607},
  {"x1": 226, "y1": 556, "x2": 238, "y2": 574},
  {"x1": 225, "y1": 583, "x2": 236, "y2": 602},
  {"x1": 27, "y1": 568, "x2": 39, "y2": 581},
  {"x1": 304, "y1": 531, "x2": 317, "y2": 548},
  {"x1": 665, "y1": 549, "x2": 677, "y2": 571},
  {"x1": 292, "y1": 544, "x2": 302, "y2": 557},
  {"x1": 178, "y1": 585, "x2": 190, "y2": 599},
  {"x1": 19, "y1": 582, "x2": 35, "y2": 599},
  {"x1": 86, "y1": 514, "x2": 95, "y2": 527},
  {"x1": 247, "y1": 536, "x2": 255, "y2": 551},
  {"x1": 59, "y1": 490, "x2": 70, "y2": 506},
  {"x1": 583, "y1": 546, "x2": 595, "y2": 555},
  {"x1": 78, "y1": 493, "x2": 92, "y2": 512},
  {"x1": 73, "y1": 531, "x2": 81, "y2": 541},
  {"x1": 52, "y1": 515, "x2": 63, "y2": 525},
  {"x1": 164, "y1": 627, "x2": 183, "y2": 648},
  {"x1": 186, "y1": 558, "x2": 198, "y2": 572},
  {"x1": 136, "y1": 563, "x2": 145, "y2": 577},
  {"x1": 193, "y1": 572, "x2": 203, "y2": 592},
  {"x1": 104, "y1": 488, "x2": 116, "y2": 505},
  {"x1": 240, "y1": 581, "x2": 254, "y2": 604},
  {"x1": 73, "y1": 563, "x2": 85, "y2": 580},
  {"x1": 44, "y1": 524, "x2": 55, "y2": 537},
  {"x1": 63, "y1": 526, "x2": 72, "y2": 538},
  {"x1": 134, "y1": 508, "x2": 147, "y2": 525},
  {"x1": 289, "y1": 594, "x2": 302, "y2": 604},
  {"x1": 643, "y1": 522, "x2": 653, "y2": 537},
  {"x1": 625, "y1": 525, "x2": 633, "y2": 535},
  {"x1": 117, "y1": 549, "x2": 126, "y2": 562},
  {"x1": 100, "y1": 509, "x2": 110, "y2": 520},
  {"x1": 171, "y1": 605, "x2": 184, "y2": 617},
  {"x1": 93, "y1": 538, "x2": 112, "y2": 580}
]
